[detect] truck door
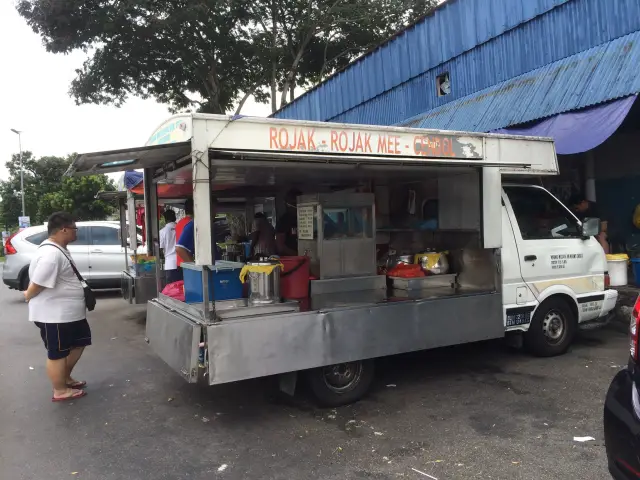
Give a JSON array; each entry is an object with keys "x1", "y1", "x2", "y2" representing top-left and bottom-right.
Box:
[{"x1": 502, "y1": 185, "x2": 603, "y2": 318}]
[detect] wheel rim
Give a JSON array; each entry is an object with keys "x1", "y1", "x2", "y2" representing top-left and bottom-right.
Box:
[
  {"x1": 322, "y1": 362, "x2": 363, "y2": 393},
  {"x1": 542, "y1": 309, "x2": 566, "y2": 344}
]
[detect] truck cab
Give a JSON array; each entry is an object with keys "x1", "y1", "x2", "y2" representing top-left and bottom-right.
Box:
[{"x1": 501, "y1": 184, "x2": 617, "y2": 356}]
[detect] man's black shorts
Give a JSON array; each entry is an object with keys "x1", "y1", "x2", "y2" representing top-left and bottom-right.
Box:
[{"x1": 34, "y1": 320, "x2": 92, "y2": 360}]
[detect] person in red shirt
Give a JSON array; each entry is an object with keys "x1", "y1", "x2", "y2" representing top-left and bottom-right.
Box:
[{"x1": 175, "y1": 198, "x2": 193, "y2": 269}]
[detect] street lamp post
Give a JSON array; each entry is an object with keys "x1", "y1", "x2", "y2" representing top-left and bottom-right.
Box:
[{"x1": 10, "y1": 128, "x2": 25, "y2": 217}]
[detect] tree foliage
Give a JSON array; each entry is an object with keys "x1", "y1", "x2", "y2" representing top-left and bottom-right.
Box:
[
  {"x1": 17, "y1": 0, "x2": 437, "y2": 113},
  {"x1": 0, "y1": 152, "x2": 116, "y2": 229}
]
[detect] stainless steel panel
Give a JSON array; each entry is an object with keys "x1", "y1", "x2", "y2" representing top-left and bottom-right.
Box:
[
  {"x1": 134, "y1": 276, "x2": 159, "y2": 304},
  {"x1": 311, "y1": 289, "x2": 388, "y2": 310},
  {"x1": 320, "y1": 240, "x2": 342, "y2": 278},
  {"x1": 389, "y1": 273, "x2": 457, "y2": 290},
  {"x1": 482, "y1": 167, "x2": 503, "y2": 249},
  {"x1": 206, "y1": 292, "x2": 503, "y2": 384},
  {"x1": 146, "y1": 300, "x2": 201, "y2": 383},
  {"x1": 310, "y1": 275, "x2": 386, "y2": 295},
  {"x1": 342, "y1": 239, "x2": 376, "y2": 277},
  {"x1": 216, "y1": 301, "x2": 300, "y2": 320}
]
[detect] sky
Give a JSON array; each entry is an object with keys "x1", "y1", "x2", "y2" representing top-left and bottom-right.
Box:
[{"x1": 0, "y1": 0, "x2": 272, "y2": 181}]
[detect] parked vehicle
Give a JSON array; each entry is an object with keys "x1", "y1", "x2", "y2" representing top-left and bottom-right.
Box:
[
  {"x1": 66, "y1": 114, "x2": 619, "y2": 406},
  {"x1": 604, "y1": 296, "x2": 640, "y2": 479},
  {"x1": 2, "y1": 221, "x2": 142, "y2": 290}
]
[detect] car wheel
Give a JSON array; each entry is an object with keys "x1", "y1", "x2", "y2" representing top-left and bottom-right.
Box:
[
  {"x1": 525, "y1": 297, "x2": 577, "y2": 357},
  {"x1": 306, "y1": 359, "x2": 375, "y2": 407},
  {"x1": 19, "y1": 269, "x2": 30, "y2": 292}
]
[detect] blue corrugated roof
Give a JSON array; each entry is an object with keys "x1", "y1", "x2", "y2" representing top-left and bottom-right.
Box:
[
  {"x1": 273, "y1": 0, "x2": 570, "y2": 121},
  {"x1": 398, "y1": 31, "x2": 640, "y2": 132},
  {"x1": 274, "y1": 0, "x2": 640, "y2": 125}
]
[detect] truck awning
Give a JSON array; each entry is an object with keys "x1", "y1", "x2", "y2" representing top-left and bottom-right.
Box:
[{"x1": 65, "y1": 142, "x2": 191, "y2": 176}]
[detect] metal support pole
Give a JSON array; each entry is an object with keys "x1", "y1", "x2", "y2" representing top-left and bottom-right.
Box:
[
  {"x1": 10, "y1": 129, "x2": 25, "y2": 217},
  {"x1": 191, "y1": 118, "x2": 216, "y2": 323},
  {"x1": 18, "y1": 133, "x2": 24, "y2": 217}
]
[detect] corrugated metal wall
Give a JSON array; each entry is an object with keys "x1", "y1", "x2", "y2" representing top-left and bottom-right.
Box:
[
  {"x1": 273, "y1": 0, "x2": 640, "y2": 126},
  {"x1": 397, "y1": 31, "x2": 640, "y2": 131}
]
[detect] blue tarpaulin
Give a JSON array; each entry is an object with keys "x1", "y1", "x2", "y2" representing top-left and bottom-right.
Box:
[
  {"x1": 493, "y1": 95, "x2": 637, "y2": 155},
  {"x1": 123, "y1": 171, "x2": 143, "y2": 190}
]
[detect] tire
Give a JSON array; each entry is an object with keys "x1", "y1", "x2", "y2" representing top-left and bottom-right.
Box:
[
  {"x1": 524, "y1": 297, "x2": 577, "y2": 357},
  {"x1": 19, "y1": 269, "x2": 30, "y2": 292},
  {"x1": 306, "y1": 359, "x2": 375, "y2": 407}
]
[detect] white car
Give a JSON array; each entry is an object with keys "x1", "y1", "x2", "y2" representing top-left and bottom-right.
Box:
[{"x1": 2, "y1": 221, "x2": 143, "y2": 290}]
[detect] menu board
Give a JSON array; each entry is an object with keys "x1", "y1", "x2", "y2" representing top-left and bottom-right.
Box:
[{"x1": 297, "y1": 206, "x2": 315, "y2": 240}]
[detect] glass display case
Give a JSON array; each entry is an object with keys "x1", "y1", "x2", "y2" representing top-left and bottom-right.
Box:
[{"x1": 297, "y1": 193, "x2": 376, "y2": 279}]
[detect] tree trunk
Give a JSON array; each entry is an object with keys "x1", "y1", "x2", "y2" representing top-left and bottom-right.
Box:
[{"x1": 270, "y1": 0, "x2": 278, "y2": 113}]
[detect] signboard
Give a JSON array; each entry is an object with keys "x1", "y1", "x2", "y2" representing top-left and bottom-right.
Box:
[
  {"x1": 146, "y1": 115, "x2": 192, "y2": 146},
  {"x1": 297, "y1": 206, "x2": 315, "y2": 240},
  {"x1": 266, "y1": 127, "x2": 483, "y2": 159},
  {"x1": 18, "y1": 216, "x2": 30, "y2": 229}
]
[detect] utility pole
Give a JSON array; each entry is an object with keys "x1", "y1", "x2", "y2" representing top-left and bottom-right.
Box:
[{"x1": 10, "y1": 129, "x2": 25, "y2": 217}]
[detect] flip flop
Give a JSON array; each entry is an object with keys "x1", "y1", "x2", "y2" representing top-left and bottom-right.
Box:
[
  {"x1": 66, "y1": 381, "x2": 87, "y2": 389},
  {"x1": 52, "y1": 389, "x2": 87, "y2": 402}
]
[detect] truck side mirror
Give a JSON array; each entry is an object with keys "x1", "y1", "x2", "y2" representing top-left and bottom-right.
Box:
[{"x1": 582, "y1": 217, "x2": 600, "y2": 238}]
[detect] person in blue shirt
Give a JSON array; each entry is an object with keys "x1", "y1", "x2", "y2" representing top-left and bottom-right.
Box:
[{"x1": 176, "y1": 219, "x2": 222, "y2": 263}]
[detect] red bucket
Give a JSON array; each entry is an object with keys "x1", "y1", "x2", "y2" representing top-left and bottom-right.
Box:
[{"x1": 280, "y1": 256, "x2": 310, "y2": 299}]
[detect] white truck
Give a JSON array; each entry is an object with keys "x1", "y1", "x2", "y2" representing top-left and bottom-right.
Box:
[{"x1": 67, "y1": 114, "x2": 617, "y2": 406}]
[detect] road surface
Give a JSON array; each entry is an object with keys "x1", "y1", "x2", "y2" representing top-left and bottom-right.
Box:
[{"x1": 0, "y1": 281, "x2": 625, "y2": 479}]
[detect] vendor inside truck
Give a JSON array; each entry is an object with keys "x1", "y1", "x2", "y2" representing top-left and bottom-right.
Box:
[
  {"x1": 176, "y1": 208, "x2": 222, "y2": 263},
  {"x1": 569, "y1": 193, "x2": 609, "y2": 253}
]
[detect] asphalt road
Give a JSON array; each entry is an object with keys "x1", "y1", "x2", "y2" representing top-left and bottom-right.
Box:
[{"x1": 0, "y1": 280, "x2": 626, "y2": 480}]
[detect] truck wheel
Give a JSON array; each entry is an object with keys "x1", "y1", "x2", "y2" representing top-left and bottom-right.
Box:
[
  {"x1": 306, "y1": 359, "x2": 375, "y2": 407},
  {"x1": 525, "y1": 297, "x2": 577, "y2": 357}
]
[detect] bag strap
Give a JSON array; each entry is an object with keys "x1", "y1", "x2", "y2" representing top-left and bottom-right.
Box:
[{"x1": 40, "y1": 243, "x2": 85, "y2": 283}]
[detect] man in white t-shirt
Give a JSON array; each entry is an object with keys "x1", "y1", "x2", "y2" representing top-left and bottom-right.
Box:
[
  {"x1": 159, "y1": 209, "x2": 180, "y2": 283},
  {"x1": 24, "y1": 212, "x2": 90, "y2": 402}
]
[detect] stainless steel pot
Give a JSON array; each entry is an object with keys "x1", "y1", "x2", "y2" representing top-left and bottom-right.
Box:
[
  {"x1": 417, "y1": 252, "x2": 450, "y2": 275},
  {"x1": 247, "y1": 260, "x2": 281, "y2": 305}
]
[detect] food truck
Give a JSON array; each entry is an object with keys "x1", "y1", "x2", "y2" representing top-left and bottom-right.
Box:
[{"x1": 67, "y1": 114, "x2": 618, "y2": 406}]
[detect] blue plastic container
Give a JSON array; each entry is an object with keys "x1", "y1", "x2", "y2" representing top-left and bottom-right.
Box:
[
  {"x1": 181, "y1": 261, "x2": 244, "y2": 303},
  {"x1": 632, "y1": 258, "x2": 640, "y2": 286}
]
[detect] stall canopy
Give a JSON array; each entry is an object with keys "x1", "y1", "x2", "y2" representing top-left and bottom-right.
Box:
[
  {"x1": 121, "y1": 171, "x2": 193, "y2": 198},
  {"x1": 492, "y1": 95, "x2": 637, "y2": 155}
]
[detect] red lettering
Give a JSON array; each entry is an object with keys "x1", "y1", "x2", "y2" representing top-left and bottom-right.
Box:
[
  {"x1": 377, "y1": 136, "x2": 387, "y2": 153},
  {"x1": 392, "y1": 136, "x2": 400, "y2": 154},
  {"x1": 355, "y1": 133, "x2": 364, "y2": 153},
  {"x1": 339, "y1": 132, "x2": 348, "y2": 152},
  {"x1": 431, "y1": 137, "x2": 442, "y2": 156},
  {"x1": 297, "y1": 129, "x2": 306, "y2": 150},
  {"x1": 331, "y1": 131, "x2": 339, "y2": 151},
  {"x1": 442, "y1": 138, "x2": 453, "y2": 156},
  {"x1": 348, "y1": 132, "x2": 356, "y2": 153},
  {"x1": 364, "y1": 133, "x2": 372, "y2": 153},
  {"x1": 278, "y1": 128, "x2": 289, "y2": 150},
  {"x1": 269, "y1": 127, "x2": 278, "y2": 149},
  {"x1": 307, "y1": 130, "x2": 317, "y2": 151},
  {"x1": 288, "y1": 128, "x2": 298, "y2": 150}
]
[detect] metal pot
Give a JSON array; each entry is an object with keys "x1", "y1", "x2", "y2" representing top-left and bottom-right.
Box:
[
  {"x1": 247, "y1": 259, "x2": 281, "y2": 305},
  {"x1": 416, "y1": 252, "x2": 450, "y2": 275}
]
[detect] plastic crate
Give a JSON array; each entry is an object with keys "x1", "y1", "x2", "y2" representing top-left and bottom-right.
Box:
[{"x1": 182, "y1": 261, "x2": 244, "y2": 303}]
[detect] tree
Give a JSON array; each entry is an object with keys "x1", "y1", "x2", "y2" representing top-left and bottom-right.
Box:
[
  {"x1": 251, "y1": 0, "x2": 438, "y2": 111},
  {"x1": 0, "y1": 152, "x2": 116, "y2": 229},
  {"x1": 17, "y1": 0, "x2": 436, "y2": 114}
]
